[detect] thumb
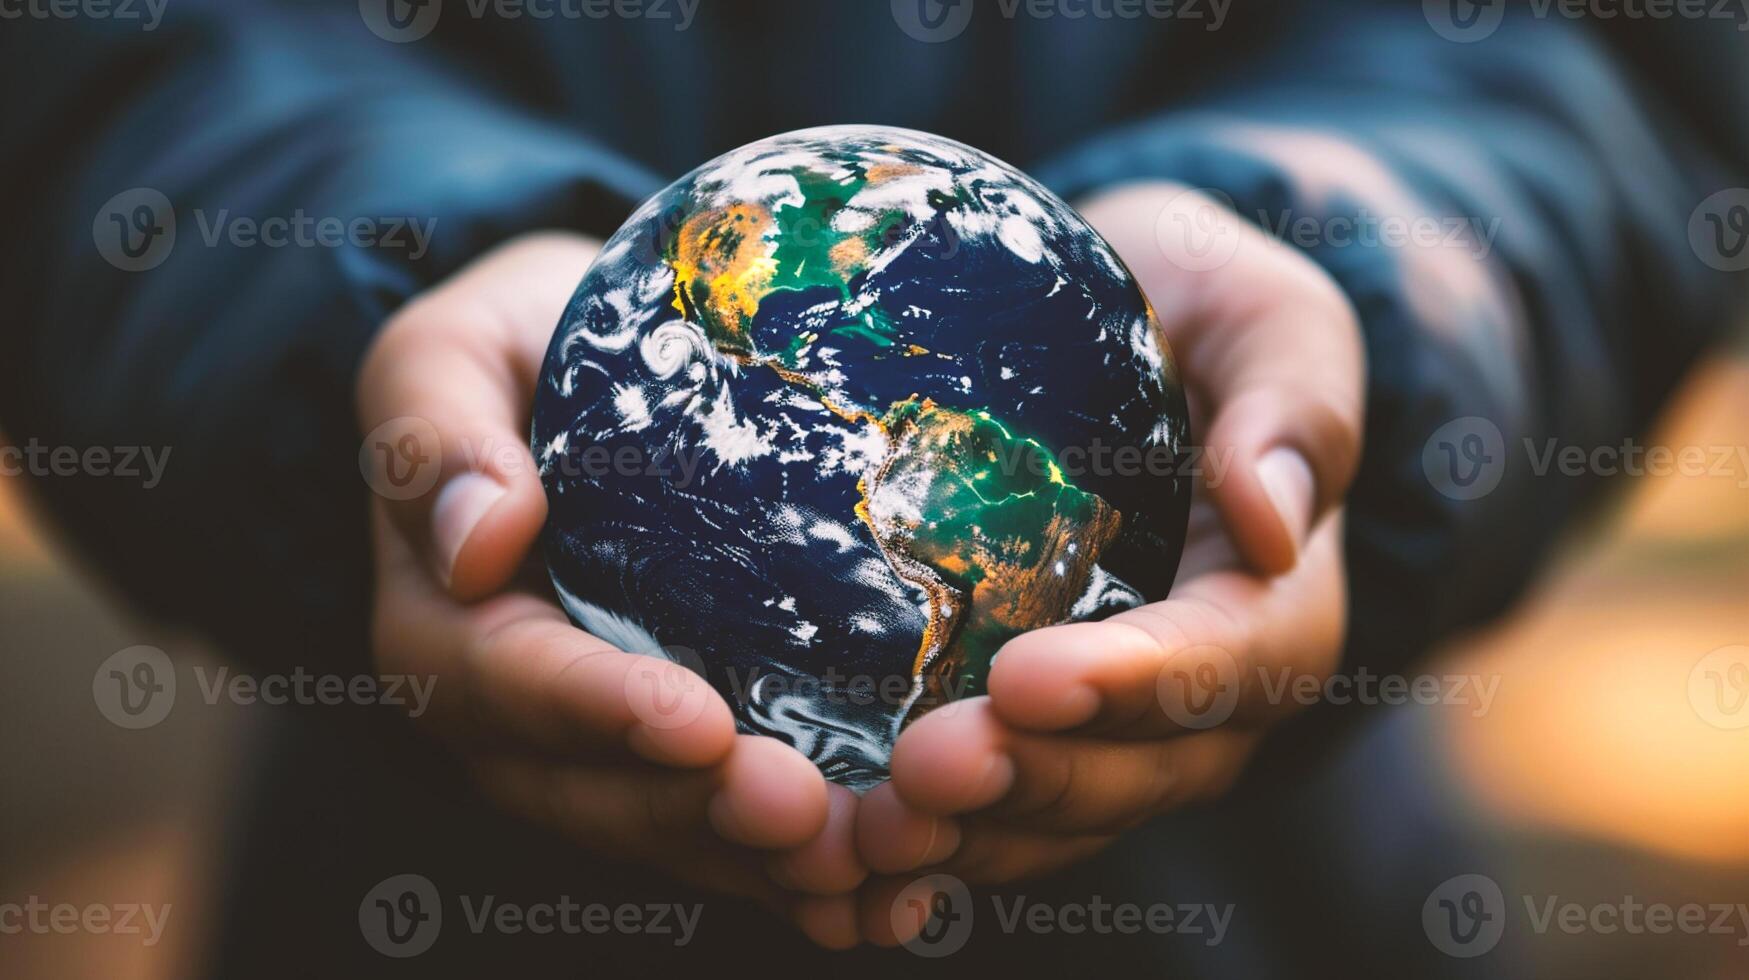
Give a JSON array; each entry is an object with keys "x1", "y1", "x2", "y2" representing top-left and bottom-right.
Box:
[
  {"x1": 1081, "y1": 185, "x2": 1364, "y2": 575},
  {"x1": 1184, "y1": 241, "x2": 1364, "y2": 575},
  {"x1": 358, "y1": 234, "x2": 598, "y2": 598}
]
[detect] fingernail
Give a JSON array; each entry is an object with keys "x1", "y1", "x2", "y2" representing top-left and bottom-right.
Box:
[
  {"x1": 1052, "y1": 683, "x2": 1101, "y2": 729},
  {"x1": 431, "y1": 472, "x2": 506, "y2": 585},
  {"x1": 1256, "y1": 448, "x2": 1314, "y2": 556},
  {"x1": 910, "y1": 816, "x2": 962, "y2": 869}
]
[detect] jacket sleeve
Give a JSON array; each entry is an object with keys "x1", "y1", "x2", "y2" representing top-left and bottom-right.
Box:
[
  {"x1": 1036, "y1": 6, "x2": 1747, "y2": 672},
  {"x1": 0, "y1": 3, "x2": 661, "y2": 675}
]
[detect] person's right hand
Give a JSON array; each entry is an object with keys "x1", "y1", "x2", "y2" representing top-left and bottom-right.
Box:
[{"x1": 357, "y1": 232, "x2": 866, "y2": 948}]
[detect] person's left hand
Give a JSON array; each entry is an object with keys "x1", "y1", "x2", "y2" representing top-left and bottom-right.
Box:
[{"x1": 850, "y1": 183, "x2": 1366, "y2": 944}]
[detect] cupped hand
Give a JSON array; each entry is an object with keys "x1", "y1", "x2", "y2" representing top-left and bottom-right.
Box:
[
  {"x1": 856, "y1": 184, "x2": 1366, "y2": 944},
  {"x1": 357, "y1": 232, "x2": 866, "y2": 949}
]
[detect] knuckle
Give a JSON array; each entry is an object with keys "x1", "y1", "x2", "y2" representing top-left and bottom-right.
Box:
[
  {"x1": 1109, "y1": 610, "x2": 1192, "y2": 663},
  {"x1": 357, "y1": 299, "x2": 434, "y2": 403}
]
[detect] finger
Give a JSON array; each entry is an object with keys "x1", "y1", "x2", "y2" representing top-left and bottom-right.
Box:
[
  {"x1": 788, "y1": 894, "x2": 861, "y2": 950},
  {"x1": 358, "y1": 234, "x2": 598, "y2": 597},
  {"x1": 860, "y1": 821, "x2": 1114, "y2": 901},
  {"x1": 888, "y1": 698, "x2": 1259, "y2": 833},
  {"x1": 1081, "y1": 186, "x2": 1364, "y2": 574},
  {"x1": 854, "y1": 781, "x2": 962, "y2": 875},
  {"x1": 704, "y1": 736, "x2": 832, "y2": 850},
  {"x1": 372, "y1": 505, "x2": 738, "y2": 767},
  {"x1": 985, "y1": 585, "x2": 1262, "y2": 738},
  {"x1": 915, "y1": 821, "x2": 1112, "y2": 885},
  {"x1": 857, "y1": 874, "x2": 939, "y2": 948},
  {"x1": 986, "y1": 517, "x2": 1346, "y2": 739},
  {"x1": 466, "y1": 617, "x2": 740, "y2": 767},
  {"x1": 1203, "y1": 383, "x2": 1353, "y2": 574},
  {"x1": 766, "y1": 782, "x2": 869, "y2": 895},
  {"x1": 476, "y1": 734, "x2": 829, "y2": 855}
]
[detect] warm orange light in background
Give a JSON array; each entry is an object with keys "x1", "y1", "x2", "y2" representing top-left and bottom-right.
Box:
[
  {"x1": 0, "y1": 436, "x2": 49, "y2": 565},
  {"x1": 1441, "y1": 358, "x2": 1749, "y2": 866}
]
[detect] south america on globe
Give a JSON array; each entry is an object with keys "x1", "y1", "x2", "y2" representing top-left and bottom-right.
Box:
[{"x1": 533, "y1": 126, "x2": 1191, "y2": 790}]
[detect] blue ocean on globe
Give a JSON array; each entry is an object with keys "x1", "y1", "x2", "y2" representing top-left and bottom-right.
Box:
[{"x1": 533, "y1": 125, "x2": 1190, "y2": 789}]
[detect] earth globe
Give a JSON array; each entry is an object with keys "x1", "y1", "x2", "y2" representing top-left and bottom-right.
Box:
[{"x1": 533, "y1": 125, "x2": 1190, "y2": 790}]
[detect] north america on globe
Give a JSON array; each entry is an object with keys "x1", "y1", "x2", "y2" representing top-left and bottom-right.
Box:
[{"x1": 533, "y1": 125, "x2": 1191, "y2": 790}]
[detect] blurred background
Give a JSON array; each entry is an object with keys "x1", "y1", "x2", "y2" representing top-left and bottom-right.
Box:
[
  {"x1": 4, "y1": 329, "x2": 1743, "y2": 976},
  {"x1": 3, "y1": 1, "x2": 1749, "y2": 975}
]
